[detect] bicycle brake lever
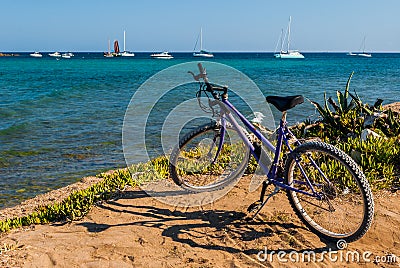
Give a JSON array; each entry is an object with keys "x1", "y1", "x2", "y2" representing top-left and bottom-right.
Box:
[{"x1": 188, "y1": 71, "x2": 206, "y2": 82}]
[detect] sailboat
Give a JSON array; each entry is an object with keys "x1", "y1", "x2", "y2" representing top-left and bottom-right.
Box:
[
  {"x1": 113, "y1": 40, "x2": 121, "y2": 57},
  {"x1": 274, "y1": 16, "x2": 304, "y2": 59},
  {"x1": 348, "y1": 36, "x2": 372, "y2": 57},
  {"x1": 103, "y1": 40, "x2": 121, "y2": 57},
  {"x1": 104, "y1": 39, "x2": 113, "y2": 57},
  {"x1": 193, "y1": 27, "x2": 214, "y2": 58},
  {"x1": 357, "y1": 36, "x2": 372, "y2": 57},
  {"x1": 121, "y1": 30, "x2": 135, "y2": 57}
]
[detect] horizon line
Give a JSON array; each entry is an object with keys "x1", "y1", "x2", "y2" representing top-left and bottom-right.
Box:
[{"x1": 2, "y1": 50, "x2": 400, "y2": 54}]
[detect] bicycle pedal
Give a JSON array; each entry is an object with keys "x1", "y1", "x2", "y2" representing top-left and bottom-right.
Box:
[{"x1": 247, "y1": 201, "x2": 262, "y2": 213}]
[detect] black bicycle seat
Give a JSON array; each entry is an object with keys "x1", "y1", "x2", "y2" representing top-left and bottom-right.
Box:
[{"x1": 266, "y1": 95, "x2": 304, "y2": 112}]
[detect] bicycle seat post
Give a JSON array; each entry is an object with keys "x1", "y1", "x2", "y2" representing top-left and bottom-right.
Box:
[{"x1": 281, "y1": 111, "x2": 287, "y2": 124}]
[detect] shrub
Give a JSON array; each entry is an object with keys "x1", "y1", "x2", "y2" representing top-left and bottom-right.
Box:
[
  {"x1": 0, "y1": 168, "x2": 136, "y2": 232},
  {"x1": 303, "y1": 72, "x2": 400, "y2": 141},
  {"x1": 337, "y1": 136, "x2": 400, "y2": 190},
  {"x1": 293, "y1": 72, "x2": 400, "y2": 190}
]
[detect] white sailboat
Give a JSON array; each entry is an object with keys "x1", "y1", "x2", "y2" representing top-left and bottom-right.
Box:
[
  {"x1": 193, "y1": 27, "x2": 214, "y2": 58},
  {"x1": 274, "y1": 16, "x2": 304, "y2": 59},
  {"x1": 348, "y1": 36, "x2": 372, "y2": 57},
  {"x1": 357, "y1": 36, "x2": 371, "y2": 57},
  {"x1": 121, "y1": 30, "x2": 135, "y2": 57}
]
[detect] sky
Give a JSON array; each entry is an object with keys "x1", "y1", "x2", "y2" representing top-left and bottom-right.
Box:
[{"x1": 1, "y1": 0, "x2": 400, "y2": 52}]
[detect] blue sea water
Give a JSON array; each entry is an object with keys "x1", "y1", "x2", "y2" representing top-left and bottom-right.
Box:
[{"x1": 0, "y1": 52, "x2": 399, "y2": 208}]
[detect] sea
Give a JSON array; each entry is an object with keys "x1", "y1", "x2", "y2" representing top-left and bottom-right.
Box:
[{"x1": 0, "y1": 52, "x2": 399, "y2": 208}]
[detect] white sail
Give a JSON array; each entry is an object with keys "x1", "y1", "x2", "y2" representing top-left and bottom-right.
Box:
[{"x1": 274, "y1": 16, "x2": 304, "y2": 59}]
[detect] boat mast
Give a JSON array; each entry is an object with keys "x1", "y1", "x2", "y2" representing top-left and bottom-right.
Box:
[
  {"x1": 287, "y1": 16, "x2": 292, "y2": 52},
  {"x1": 124, "y1": 30, "x2": 126, "y2": 52},
  {"x1": 362, "y1": 36, "x2": 366, "y2": 53},
  {"x1": 274, "y1": 28, "x2": 283, "y2": 53},
  {"x1": 200, "y1": 27, "x2": 203, "y2": 51}
]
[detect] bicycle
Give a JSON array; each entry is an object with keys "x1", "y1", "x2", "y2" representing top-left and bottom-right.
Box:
[{"x1": 169, "y1": 63, "x2": 374, "y2": 243}]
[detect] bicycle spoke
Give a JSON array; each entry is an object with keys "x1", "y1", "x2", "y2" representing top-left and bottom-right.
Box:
[
  {"x1": 170, "y1": 122, "x2": 249, "y2": 192},
  {"x1": 285, "y1": 141, "x2": 374, "y2": 242}
]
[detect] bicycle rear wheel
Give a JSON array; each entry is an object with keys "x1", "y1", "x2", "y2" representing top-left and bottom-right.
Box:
[
  {"x1": 169, "y1": 122, "x2": 250, "y2": 192},
  {"x1": 284, "y1": 141, "x2": 374, "y2": 243}
]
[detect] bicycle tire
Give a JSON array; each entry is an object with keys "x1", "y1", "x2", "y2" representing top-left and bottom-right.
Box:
[
  {"x1": 169, "y1": 121, "x2": 250, "y2": 192},
  {"x1": 284, "y1": 141, "x2": 374, "y2": 243}
]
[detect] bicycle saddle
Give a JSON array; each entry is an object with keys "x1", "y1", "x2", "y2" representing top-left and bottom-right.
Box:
[{"x1": 266, "y1": 95, "x2": 304, "y2": 112}]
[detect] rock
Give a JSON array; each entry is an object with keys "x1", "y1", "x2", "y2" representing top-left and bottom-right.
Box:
[
  {"x1": 361, "y1": 129, "x2": 381, "y2": 141},
  {"x1": 350, "y1": 150, "x2": 362, "y2": 163},
  {"x1": 364, "y1": 113, "x2": 380, "y2": 127}
]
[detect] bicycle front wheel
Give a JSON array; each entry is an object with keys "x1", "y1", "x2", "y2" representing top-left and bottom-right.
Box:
[
  {"x1": 284, "y1": 141, "x2": 374, "y2": 243},
  {"x1": 169, "y1": 122, "x2": 250, "y2": 192}
]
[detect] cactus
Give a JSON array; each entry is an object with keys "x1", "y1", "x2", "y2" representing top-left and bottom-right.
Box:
[{"x1": 307, "y1": 72, "x2": 400, "y2": 141}]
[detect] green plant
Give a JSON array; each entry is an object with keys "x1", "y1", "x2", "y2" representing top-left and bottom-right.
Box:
[
  {"x1": 373, "y1": 109, "x2": 400, "y2": 137},
  {"x1": 337, "y1": 136, "x2": 400, "y2": 190},
  {"x1": 303, "y1": 72, "x2": 400, "y2": 142},
  {"x1": 292, "y1": 72, "x2": 400, "y2": 192},
  {"x1": 0, "y1": 168, "x2": 137, "y2": 232},
  {"x1": 308, "y1": 72, "x2": 359, "y2": 138}
]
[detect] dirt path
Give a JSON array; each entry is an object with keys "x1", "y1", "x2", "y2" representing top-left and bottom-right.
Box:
[{"x1": 0, "y1": 175, "x2": 399, "y2": 267}]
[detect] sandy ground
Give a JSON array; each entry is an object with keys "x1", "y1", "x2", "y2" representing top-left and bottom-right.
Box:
[
  {"x1": 0, "y1": 176, "x2": 104, "y2": 222},
  {"x1": 0, "y1": 175, "x2": 398, "y2": 268},
  {"x1": 384, "y1": 102, "x2": 400, "y2": 113},
  {"x1": 0, "y1": 102, "x2": 398, "y2": 267}
]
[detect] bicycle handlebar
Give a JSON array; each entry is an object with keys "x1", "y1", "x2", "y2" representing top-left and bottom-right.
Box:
[
  {"x1": 197, "y1": 63, "x2": 209, "y2": 84},
  {"x1": 189, "y1": 63, "x2": 227, "y2": 97}
]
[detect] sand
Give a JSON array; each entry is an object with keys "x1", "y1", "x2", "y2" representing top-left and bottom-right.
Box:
[
  {"x1": 0, "y1": 175, "x2": 398, "y2": 268},
  {"x1": 384, "y1": 102, "x2": 400, "y2": 113},
  {"x1": 0, "y1": 102, "x2": 398, "y2": 267}
]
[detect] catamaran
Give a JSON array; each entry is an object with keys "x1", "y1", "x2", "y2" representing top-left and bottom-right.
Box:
[
  {"x1": 274, "y1": 16, "x2": 304, "y2": 59},
  {"x1": 121, "y1": 30, "x2": 135, "y2": 57},
  {"x1": 193, "y1": 27, "x2": 214, "y2": 58}
]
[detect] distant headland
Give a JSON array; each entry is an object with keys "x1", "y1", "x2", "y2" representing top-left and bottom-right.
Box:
[{"x1": 0, "y1": 52, "x2": 19, "y2": 57}]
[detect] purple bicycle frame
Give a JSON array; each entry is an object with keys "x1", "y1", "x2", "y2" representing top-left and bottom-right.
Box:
[{"x1": 213, "y1": 98, "x2": 323, "y2": 199}]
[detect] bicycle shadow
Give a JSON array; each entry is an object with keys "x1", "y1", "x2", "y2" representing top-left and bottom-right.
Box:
[{"x1": 77, "y1": 188, "x2": 337, "y2": 256}]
